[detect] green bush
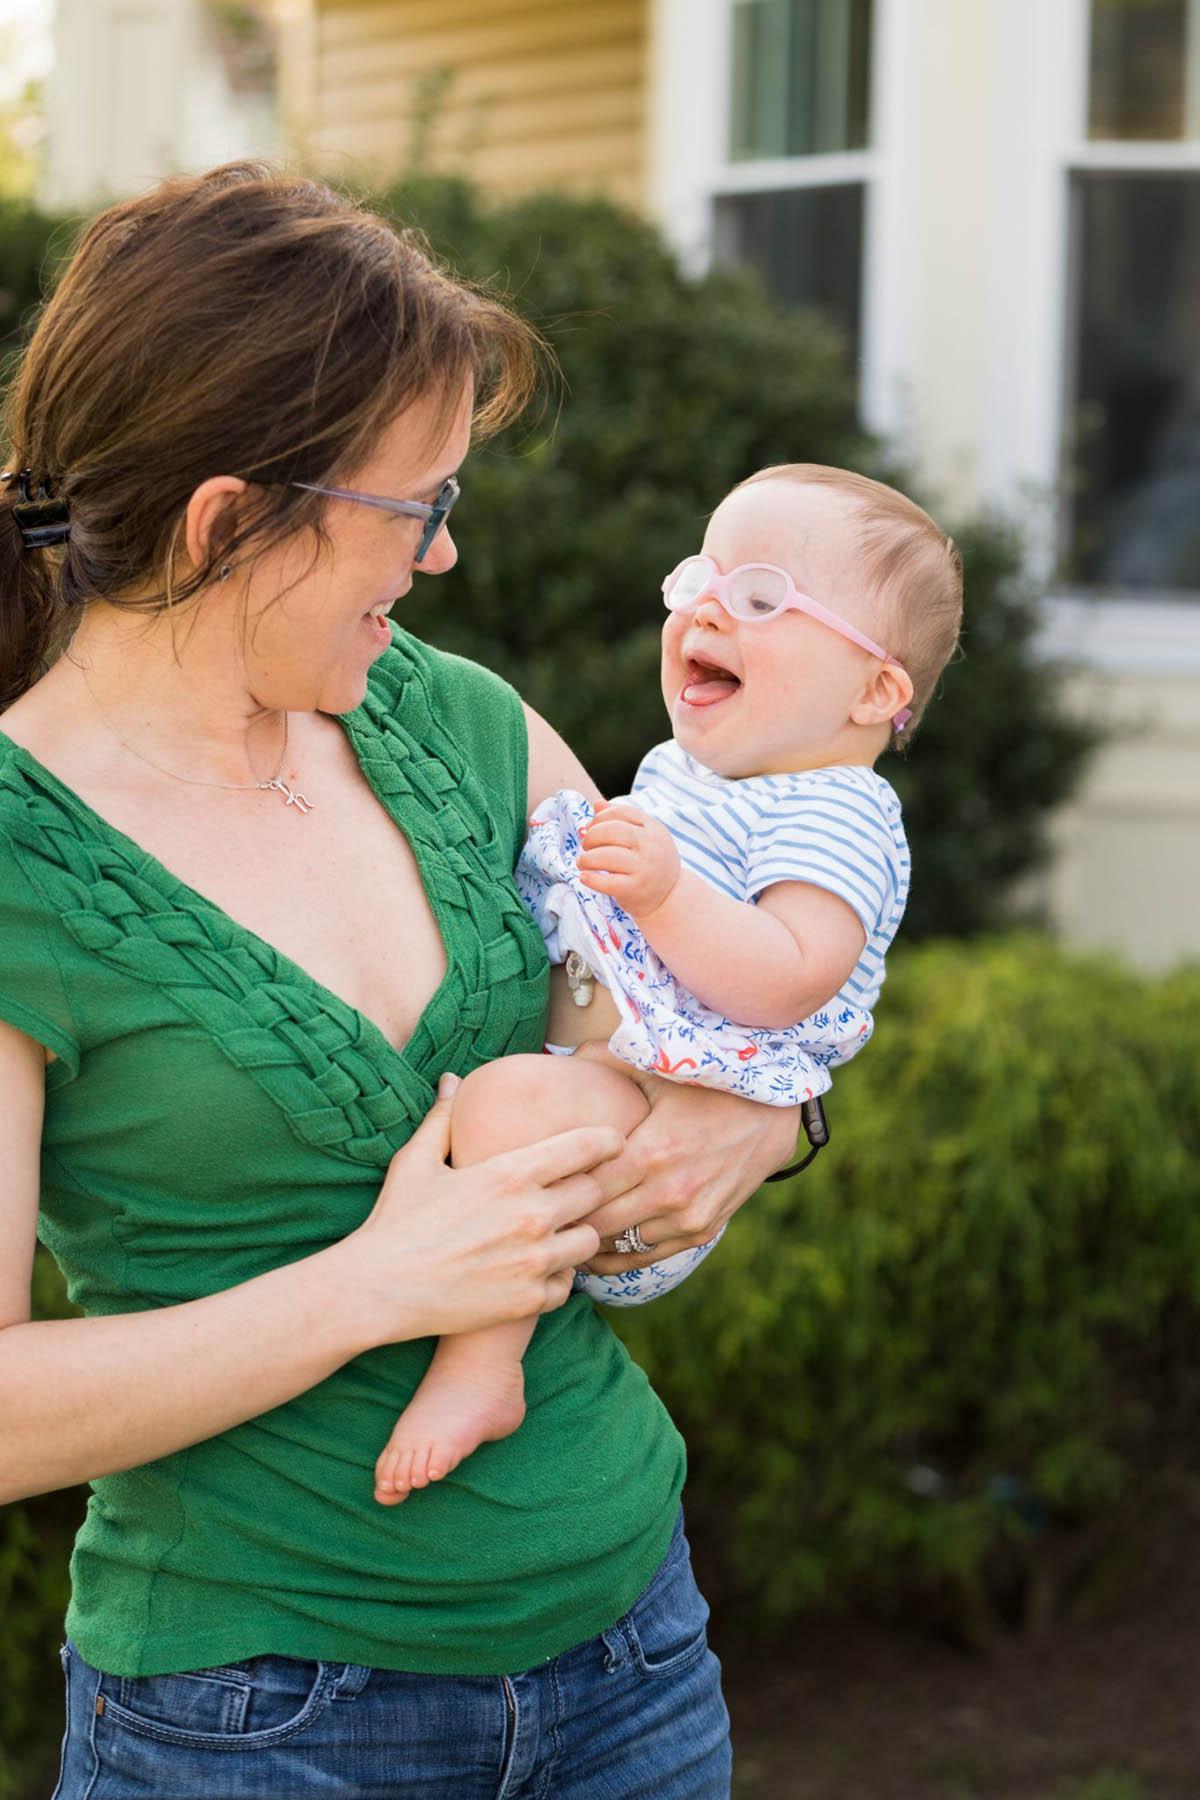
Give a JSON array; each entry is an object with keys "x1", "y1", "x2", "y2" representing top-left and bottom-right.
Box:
[
  {"x1": 614, "y1": 937, "x2": 1200, "y2": 1641},
  {"x1": 0, "y1": 196, "x2": 77, "y2": 371}
]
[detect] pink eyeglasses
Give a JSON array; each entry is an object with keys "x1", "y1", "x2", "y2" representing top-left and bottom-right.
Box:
[{"x1": 663, "y1": 554, "x2": 913, "y2": 731}]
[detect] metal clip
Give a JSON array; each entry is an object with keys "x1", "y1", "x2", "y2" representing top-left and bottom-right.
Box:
[{"x1": 564, "y1": 950, "x2": 596, "y2": 1008}]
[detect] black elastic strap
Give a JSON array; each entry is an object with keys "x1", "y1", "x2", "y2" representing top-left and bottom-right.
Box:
[{"x1": 764, "y1": 1094, "x2": 830, "y2": 1183}]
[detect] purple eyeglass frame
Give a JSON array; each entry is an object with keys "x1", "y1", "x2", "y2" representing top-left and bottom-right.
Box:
[
  {"x1": 291, "y1": 474, "x2": 460, "y2": 564},
  {"x1": 663, "y1": 554, "x2": 913, "y2": 731}
]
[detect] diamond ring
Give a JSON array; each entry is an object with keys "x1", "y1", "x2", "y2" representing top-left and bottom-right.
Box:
[{"x1": 614, "y1": 1224, "x2": 655, "y2": 1255}]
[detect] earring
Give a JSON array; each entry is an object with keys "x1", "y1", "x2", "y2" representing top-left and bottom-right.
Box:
[{"x1": 219, "y1": 564, "x2": 232, "y2": 581}]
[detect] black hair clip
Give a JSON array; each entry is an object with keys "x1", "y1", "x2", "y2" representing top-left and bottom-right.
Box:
[{"x1": 3, "y1": 468, "x2": 71, "y2": 548}]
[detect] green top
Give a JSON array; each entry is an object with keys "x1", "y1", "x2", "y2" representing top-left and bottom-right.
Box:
[{"x1": 0, "y1": 627, "x2": 684, "y2": 1679}]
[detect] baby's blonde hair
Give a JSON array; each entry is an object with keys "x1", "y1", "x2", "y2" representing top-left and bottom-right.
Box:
[{"x1": 734, "y1": 463, "x2": 963, "y2": 746}]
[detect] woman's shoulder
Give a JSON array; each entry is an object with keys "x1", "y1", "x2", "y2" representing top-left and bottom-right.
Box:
[
  {"x1": 0, "y1": 714, "x2": 107, "y2": 881},
  {"x1": 0, "y1": 728, "x2": 62, "y2": 864},
  {"x1": 0, "y1": 737, "x2": 84, "y2": 1072}
]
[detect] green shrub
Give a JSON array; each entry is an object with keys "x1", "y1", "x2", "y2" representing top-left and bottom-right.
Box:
[
  {"x1": 0, "y1": 196, "x2": 77, "y2": 371},
  {"x1": 614, "y1": 937, "x2": 1200, "y2": 1639}
]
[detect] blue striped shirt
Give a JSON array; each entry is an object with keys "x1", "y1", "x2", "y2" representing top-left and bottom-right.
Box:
[{"x1": 627, "y1": 740, "x2": 910, "y2": 1018}]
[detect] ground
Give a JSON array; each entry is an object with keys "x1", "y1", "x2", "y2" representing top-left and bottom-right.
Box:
[{"x1": 716, "y1": 1494, "x2": 1200, "y2": 1799}]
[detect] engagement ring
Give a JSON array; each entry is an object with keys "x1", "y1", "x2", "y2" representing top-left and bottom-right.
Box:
[{"x1": 614, "y1": 1224, "x2": 655, "y2": 1255}]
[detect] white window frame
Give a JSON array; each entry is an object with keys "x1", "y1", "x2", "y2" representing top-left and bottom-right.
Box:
[
  {"x1": 1039, "y1": 0, "x2": 1200, "y2": 668},
  {"x1": 648, "y1": 0, "x2": 918, "y2": 444},
  {"x1": 648, "y1": 0, "x2": 1200, "y2": 675}
]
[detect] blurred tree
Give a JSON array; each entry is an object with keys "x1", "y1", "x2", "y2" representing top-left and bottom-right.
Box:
[{"x1": 0, "y1": 22, "x2": 47, "y2": 201}]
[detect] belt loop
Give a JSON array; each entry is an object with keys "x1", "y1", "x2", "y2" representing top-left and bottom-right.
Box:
[
  {"x1": 331, "y1": 1662, "x2": 372, "y2": 1699},
  {"x1": 600, "y1": 1624, "x2": 629, "y2": 1673}
]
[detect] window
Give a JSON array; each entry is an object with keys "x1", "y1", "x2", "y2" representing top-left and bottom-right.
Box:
[
  {"x1": 1066, "y1": 0, "x2": 1200, "y2": 588},
  {"x1": 729, "y1": 0, "x2": 872, "y2": 158},
  {"x1": 713, "y1": 0, "x2": 875, "y2": 369},
  {"x1": 1088, "y1": 0, "x2": 1196, "y2": 140}
]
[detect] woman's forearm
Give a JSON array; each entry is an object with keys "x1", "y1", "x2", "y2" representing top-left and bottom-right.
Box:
[{"x1": 0, "y1": 1235, "x2": 377, "y2": 1504}]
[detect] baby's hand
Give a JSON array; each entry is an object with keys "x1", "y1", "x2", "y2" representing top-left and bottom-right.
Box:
[{"x1": 577, "y1": 802, "x2": 681, "y2": 918}]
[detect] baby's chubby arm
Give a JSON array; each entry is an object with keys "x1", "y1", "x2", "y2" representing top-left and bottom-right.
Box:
[{"x1": 578, "y1": 802, "x2": 866, "y2": 1030}]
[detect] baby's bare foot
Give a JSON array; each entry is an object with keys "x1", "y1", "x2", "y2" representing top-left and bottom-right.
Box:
[{"x1": 374, "y1": 1360, "x2": 526, "y2": 1505}]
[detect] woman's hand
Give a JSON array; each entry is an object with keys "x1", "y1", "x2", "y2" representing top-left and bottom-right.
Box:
[
  {"x1": 578, "y1": 1074, "x2": 801, "y2": 1271},
  {"x1": 343, "y1": 1078, "x2": 618, "y2": 1344}
]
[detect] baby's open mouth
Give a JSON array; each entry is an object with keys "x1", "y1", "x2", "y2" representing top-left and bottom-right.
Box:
[{"x1": 681, "y1": 656, "x2": 741, "y2": 707}]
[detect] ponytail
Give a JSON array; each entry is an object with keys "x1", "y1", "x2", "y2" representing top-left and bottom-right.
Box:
[{"x1": 0, "y1": 470, "x2": 70, "y2": 712}]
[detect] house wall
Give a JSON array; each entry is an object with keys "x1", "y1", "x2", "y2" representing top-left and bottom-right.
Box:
[
  {"x1": 1047, "y1": 672, "x2": 1200, "y2": 969},
  {"x1": 900, "y1": 0, "x2": 1200, "y2": 972},
  {"x1": 41, "y1": 0, "x2": 278, "y2": 211},
  {"x1": 651, "y1": 0, "x2": 1200, "y2": 972},
  {"x1": 294, "y1": 0, "x2": 650, "y2": 206}
]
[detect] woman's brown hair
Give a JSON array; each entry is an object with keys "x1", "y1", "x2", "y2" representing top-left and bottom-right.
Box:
[{"x1": 0, "y1": 161, "x2": 541, "y2": 709}]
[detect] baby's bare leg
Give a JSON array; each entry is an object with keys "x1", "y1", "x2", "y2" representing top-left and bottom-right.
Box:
[{"x1": 373, "y1": 1051, "x2": 649, "y2": 1504}]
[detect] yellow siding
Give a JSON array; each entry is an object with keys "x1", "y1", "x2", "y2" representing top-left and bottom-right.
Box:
[{"x1": 302, "y1": 0, "x2": 650, "y2": 208}]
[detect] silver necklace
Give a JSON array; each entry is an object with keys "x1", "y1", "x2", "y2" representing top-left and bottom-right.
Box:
[{"x1": 63, "y1": 647, "x2": 314, "y2": 815}]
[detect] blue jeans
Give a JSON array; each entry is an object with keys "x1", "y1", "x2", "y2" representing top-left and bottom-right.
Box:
[{"x1": 52, "y1": 1509, "x2": 730, "y2": 1799}]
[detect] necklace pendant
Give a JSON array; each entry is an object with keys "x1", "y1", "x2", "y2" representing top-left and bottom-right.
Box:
[{"x1": 261, "y1": 776, "x2": 313, "y2": 814}]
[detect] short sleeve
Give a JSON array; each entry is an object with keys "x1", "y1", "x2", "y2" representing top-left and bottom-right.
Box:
[
  {"x1": 745, "y1": 773, "x2": 903, "y2": 937},
  {"x1": 0, "y1": 831, "x2": 82, "y2": 1073}
]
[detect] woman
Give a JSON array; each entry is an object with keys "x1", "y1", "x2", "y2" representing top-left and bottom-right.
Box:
[{"x1": 0, "y1": 164, "x2": 797, "y2": 1798}]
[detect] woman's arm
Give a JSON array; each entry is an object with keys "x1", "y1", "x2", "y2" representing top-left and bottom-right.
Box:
[
  {"x1": 524, "y1": 702, "x2": 605, "y2": 816},
  {"x1": 580, "y1": 1073, "x2": 802, "y2": 1270},
  {"x1": 0, "y1": 1023, "x2": 614, "y2": 1504}
]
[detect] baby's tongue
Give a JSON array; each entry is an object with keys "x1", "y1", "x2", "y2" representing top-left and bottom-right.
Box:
[{"x1": 683, "y1": 671, "x2": 740, "y2": 705}]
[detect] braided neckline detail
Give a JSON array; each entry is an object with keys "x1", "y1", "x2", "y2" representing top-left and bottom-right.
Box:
[{"x1": 0, "y1": 634, "x2": 549, "y2": 1167}]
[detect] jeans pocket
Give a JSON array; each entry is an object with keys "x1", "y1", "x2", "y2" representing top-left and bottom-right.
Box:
[
  {"x1": 619, "y1": 1515, "x2": 712, "y2": 1680},
  {"x1": 99, "y1": 1654, "x2": 338, "y2": 1749}
]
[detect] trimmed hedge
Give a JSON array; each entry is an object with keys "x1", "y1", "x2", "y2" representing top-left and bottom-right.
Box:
[{"x1": 614, "y1": 937, "x2": 1200, "y2": 1640}]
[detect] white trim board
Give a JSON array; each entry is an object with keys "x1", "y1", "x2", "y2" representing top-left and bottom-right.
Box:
[{"x1": 1038, "y1": 595, "x2": 1200, "y2": 678}]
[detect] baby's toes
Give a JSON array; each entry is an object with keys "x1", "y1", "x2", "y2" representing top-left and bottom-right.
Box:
[
  {"x1": 374, "y1": 1445, "x2": 413, "y2": 1506},
  {"x1": 407, "y1": 1443, "x2": 435, "y2": 1490}
]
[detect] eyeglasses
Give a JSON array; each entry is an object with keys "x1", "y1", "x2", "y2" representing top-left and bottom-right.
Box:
[
  {"x1": 291, "y1": 474, "x2": 460, "y2": 564},
  {"x1": 663, "y1": 554, "x2": 912, "y2": 730}
]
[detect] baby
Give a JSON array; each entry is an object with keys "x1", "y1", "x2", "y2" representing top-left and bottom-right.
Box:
[{"x1": 374, "y1": 462, "x2": 963, "y2": 1504}]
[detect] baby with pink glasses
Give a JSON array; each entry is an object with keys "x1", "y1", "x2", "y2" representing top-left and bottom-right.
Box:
[{"x1": 373, "y1": 462, "x2": 963, "y2": 1505}]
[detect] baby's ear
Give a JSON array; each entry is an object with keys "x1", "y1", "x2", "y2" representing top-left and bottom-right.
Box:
[{"x1": 850, "y1": 662, "x2": 914, "y2": 729}]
